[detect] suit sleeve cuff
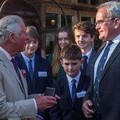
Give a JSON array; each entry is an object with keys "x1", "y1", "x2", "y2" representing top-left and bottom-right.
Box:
[{"x1": 33, "y1": 98, "x2": 37, "y2": 113}]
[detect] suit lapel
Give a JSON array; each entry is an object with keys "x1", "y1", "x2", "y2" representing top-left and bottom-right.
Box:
[
  {"x1": 5, "y1": 62, "x2": 26, "y2": 96},
  {"x1": 62, "y1": 74, "x2": 73, "y2": 104},
  {"x1": 18, "y1": 53, "x2": 29, "y2": 73},
  {"x1": 91, "y1": 43, "x2": 105, "y2": 84},
  {"x1": 18, "y1": 53, "x2": 33, "y2": 91},
  {"x1": 95, "y1": 43, "x2": 106, "y2": 62},
  {"x1": 101, "y1": 42, "x2": 120, "y2": 81},
  {"x1": 0, "y1": 52, "x2": 26, "y2": 96},
  {"x1": 33, "y1": 55, "x2": 39, "y2": 86},
  {"x1": 88, "y1": 49, "x2": 96, "y2": 65},
  {"x1": 19, "y1": 69, "x2": 28, "y2": 98},
  {"x1": 77, "y1": 72, "x2": 85, "y2": 92}
]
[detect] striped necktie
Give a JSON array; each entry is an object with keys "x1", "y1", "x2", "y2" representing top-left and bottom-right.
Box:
[{"x1": 93, "y1": 41, "x2": 113, "y2": 113}]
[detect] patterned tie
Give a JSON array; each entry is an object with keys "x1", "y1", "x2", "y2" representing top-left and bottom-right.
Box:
[
  {"x1": 82, "y1": 55, "x2": 88, "y2": 74},
  {"x1": 28, "y1": 59, "x2": 34, "y2": 82},
  {"x1": 93, "y1": 41, "x2": 113, "y2": 112},
  {"x1": 11, "y1": 58, "x2": 23, "y2": 87},
  {"x1": 71, "y1": 79, "x2": 77, "y2": 102}
]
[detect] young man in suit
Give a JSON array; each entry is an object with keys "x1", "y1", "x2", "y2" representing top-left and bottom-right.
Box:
[
  {"x1": 0, "y1": 15, "x2": 59, "y2": 119},
  {"x1": 15, "y1": 26, "x2": 53, "y2": 120},
  {"x1": 73, "y1": 21, "x2": 96, "y2": 82},
  {"x1": 15, "y1": 26, "x2": 53, "y2": 95},
  {"x1": 50, "y1": 44, "x2": 88, "y2": 120},
  {"x1": 82, "y1": 1, "x2": 120, "y2": 120}
]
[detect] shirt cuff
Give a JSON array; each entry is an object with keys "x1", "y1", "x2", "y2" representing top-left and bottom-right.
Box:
[{"x1": 33, "y1": 98, "x2": 37, "y2": 113}]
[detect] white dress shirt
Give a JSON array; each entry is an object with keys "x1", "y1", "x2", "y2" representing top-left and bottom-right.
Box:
[
  {"x1": 66, "y1": 71, "x2": 81, "y2": 98},
  {"x1": 82, "y1": 48, "x2": 93, "y2": 63},
  {"x1": 21, "y1": 52, "x2": 35, "y2": 72},
  {"x1": 94, "y1": 34, "x2": 120, "y2": 82}
]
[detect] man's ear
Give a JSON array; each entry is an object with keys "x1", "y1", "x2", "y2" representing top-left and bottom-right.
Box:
[
  {"x1": 114, "y1": 18, "x2": 120, "y2": 29},
  {"x1": 8, "y1": 32, "x2": 16, "y2": 43}
]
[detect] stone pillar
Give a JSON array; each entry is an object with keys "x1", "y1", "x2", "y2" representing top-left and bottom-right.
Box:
[{"x1": 37, "y1": 0, "x2": 46, "y2": 58}]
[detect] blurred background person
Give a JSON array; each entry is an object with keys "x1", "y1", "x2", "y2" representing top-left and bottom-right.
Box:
[{"x1": 47, "y1": 27, "x2": 75, "y2": 80}]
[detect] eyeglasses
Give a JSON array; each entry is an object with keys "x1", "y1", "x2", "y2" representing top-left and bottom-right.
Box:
[{"x1": 95, "y1": 18, "x2": 114, "y2": 26}]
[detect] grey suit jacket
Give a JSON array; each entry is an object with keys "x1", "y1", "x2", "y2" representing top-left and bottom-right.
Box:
[{"x1": 0, "y1": 51, "x2": 36, "y2": 119}]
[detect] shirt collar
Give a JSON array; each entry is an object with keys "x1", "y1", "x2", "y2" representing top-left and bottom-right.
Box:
[
  {"x1": 106, "y1": 34, "x2": 120, "y2": 45},
  {"x1": 0, "y1": 46, "x2": 12, "y2": 61},
  {"x1": 21, "y1": 52, "x2": 35, "y2": 62},
  {"x1": 82, "y1": 48, "x2": 92, "y2": 62},
  {"x1": 66, "y1": 71, "x2": 81, "y2": 84}
]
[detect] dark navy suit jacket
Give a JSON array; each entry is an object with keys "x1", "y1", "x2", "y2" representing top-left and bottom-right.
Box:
[
  {"x1": 84, "y1": 42, "x2": 120, "y2": 120},
  {"x1": 86, "y1": 49, "x2": 96, "y2": 82},
  {"x1": 15, "y1": 53, "x2": 53, "y2": 95},
  {"x1": 50, "y1": 71, "x2": 89, "y2": 120}
]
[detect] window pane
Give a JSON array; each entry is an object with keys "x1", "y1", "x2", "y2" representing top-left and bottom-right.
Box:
[
  {"x1": 46, "y1": 13, "x2": 58, "y2": 29},
  {"x1": 61, "y1": 15, "x2": 72, "y2": 27},
  {"x1": 81, "y1": 17, "x2": 91, "y2": 21},
  {"x1": 91, "y1": 0, "x2": 97, "y2": 5},
  {"x1": 78, "y1": 0, "x2": 88, "y2": 4}
]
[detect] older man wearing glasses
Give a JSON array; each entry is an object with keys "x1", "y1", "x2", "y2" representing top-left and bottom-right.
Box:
[{"x1": 83, "y1": 1, "x2": 120, "y2": 120}]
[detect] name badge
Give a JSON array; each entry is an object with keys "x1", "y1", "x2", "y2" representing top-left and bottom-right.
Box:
[
  {"x1": 76, "y1": 91, "x2": 86, "y2": 98},
  {"x1": 38, "y1": 71, "x2": 47, "y2": 77}
]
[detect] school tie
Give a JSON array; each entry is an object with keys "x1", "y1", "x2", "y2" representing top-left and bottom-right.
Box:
[
  {"x1": 93, "y1": 41, "x2": 113, "y2": 112},
  {"x1": 11, "y1": 58, "x2": 23, "y2": 87},
  {"x1": 28, "y1": 59, "x2": 34, "y2": 82},
  {"x1": 82, "y1": 55, "x2": 88, "y2": 74},
  {"x1": 71, "y1": 79, "x2": 77, "y2": 102}
]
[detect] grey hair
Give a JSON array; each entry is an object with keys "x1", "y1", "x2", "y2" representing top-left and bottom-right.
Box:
[
  {"x1": 97, "y1": 1, "x2": 120, "y2": 19},
  {"x1": 0, "y1": 15, "x2": 24, "y2": 44}
]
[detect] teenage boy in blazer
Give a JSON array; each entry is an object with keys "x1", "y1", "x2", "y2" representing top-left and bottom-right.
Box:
[
  {"x1": 73, "y1": 21, "x2": 96, "y2": 83},
  {"x1": 15, "y1": 26, "x2": 53, "y2": 120},
  {"x1": 15, "y1": 26, "x2": 53, "y2": 95},
  {"x1": 50, "y1": 44, "x2": 89, "y2": 120}
]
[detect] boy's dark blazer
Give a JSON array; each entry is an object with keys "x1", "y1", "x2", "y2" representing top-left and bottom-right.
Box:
[
  {"x1": 15, "y1": 53, "x2": 53, "y2": 95},
  {"x1": 50, "y1": 71, "x2": 89, "y2": 120}
]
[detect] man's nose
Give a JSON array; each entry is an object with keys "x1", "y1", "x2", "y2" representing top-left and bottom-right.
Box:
[
  {"x1": 96, "y1": 24, "x2": 100, "y2": 30},
  {"x1": 30, "y1": 42, "x2": 34, "y2": 47},
  {"x1": 78, "y1": 36, "x2": 83, "y2": 42},
  {"x1": 68, "y1": 65, "x2": 72, "y2": 69}
]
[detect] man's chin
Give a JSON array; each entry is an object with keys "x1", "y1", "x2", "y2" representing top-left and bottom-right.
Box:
[
  {"x1": 68, "y1": 73, "x2": 76, "y2": 78},
  {"x1": 27, "y1": 52, "x2": 34, "y2": 55},
  {"x1": 79, "y1": 46, "x2": 85, "y2": 49},
  {"x1": 99, "y1": 35, "x2": 105, "y2": 41}
]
